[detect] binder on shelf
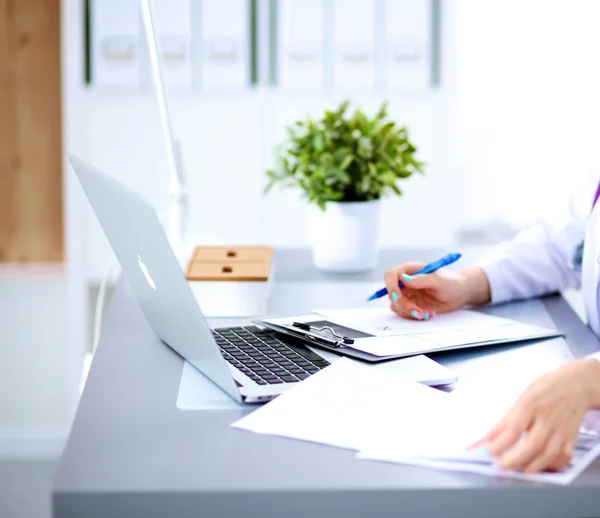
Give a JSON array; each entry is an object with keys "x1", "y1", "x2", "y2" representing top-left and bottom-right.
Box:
[
  {"x1": 140, "y1": 0, "x2": 192, "y2": 90},
  {"x1": 274, "y1": 0, "x2": 325, "y2": 90},
  {"x1": 384, "y1": 0, "x2": 433, "y2": 90},
  {"x1": 200, "y1": 0, "x2": 251, "y2": 90},
  {"x1": 90, "y1": 0, "x2": 140, "y2": 88},
  {"x1": 331, "y1": 0, "x2": 377, "y2": 91}
]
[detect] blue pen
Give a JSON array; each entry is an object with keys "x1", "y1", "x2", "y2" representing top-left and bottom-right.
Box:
[{"x1": 367, "y1": 253, "x2": 462, "y2": 301}]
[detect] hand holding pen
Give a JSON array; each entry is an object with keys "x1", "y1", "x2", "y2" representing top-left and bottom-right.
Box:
[{"x1": 367, "y1": 253, "x2": 488, "y2": 321}]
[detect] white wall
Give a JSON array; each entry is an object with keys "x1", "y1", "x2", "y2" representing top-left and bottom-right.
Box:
[
  {"x1": 0, "y1": 271, "x2": 71, "y2": 457},
  {"x1": 0, "y1": 273, "x2": 70, "y2": 427},
  {"x1": 447, "y1": 0, "x2": 600, "y2": 227},
  {"x1": 77, "y1": 0, "x2": 600, "y2": 283},
  {"x1": 78, "y1": 91, "x2": 451, "y2": 281}
]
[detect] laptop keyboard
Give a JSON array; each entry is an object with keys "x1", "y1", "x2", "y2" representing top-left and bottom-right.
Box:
[{"x1": 212, "y1": 326, "x2": 330, "y2": 385}]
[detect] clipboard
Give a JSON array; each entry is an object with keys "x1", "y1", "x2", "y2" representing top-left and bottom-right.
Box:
[
  {"x1": 253, "y1": 315, "x2": 387, "y2": 363},
  {"x1": 254, "y1": 310, "x2": 563, "y2": 363}
]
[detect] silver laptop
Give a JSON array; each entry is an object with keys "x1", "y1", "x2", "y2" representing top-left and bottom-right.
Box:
[
  {"x1": 70, "y1": 153, "x2": 339, "y2": 403},
  {"x1": 71, "y1": 154, "x2": 459, "y2": 403}
]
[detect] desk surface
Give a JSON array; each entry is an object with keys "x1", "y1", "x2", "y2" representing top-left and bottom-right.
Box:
[{"x1": 54, "y1": 249, "x2": 600, "y2": 518}]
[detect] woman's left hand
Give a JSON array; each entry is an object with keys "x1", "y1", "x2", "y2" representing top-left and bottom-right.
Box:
[{"x1": 474, "y1": 358, "x2": 600, "y2": 473}]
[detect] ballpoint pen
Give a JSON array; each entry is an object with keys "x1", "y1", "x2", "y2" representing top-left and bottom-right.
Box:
[{"x1": 366, "y1": 253, "x2": 462, "y2": 301}]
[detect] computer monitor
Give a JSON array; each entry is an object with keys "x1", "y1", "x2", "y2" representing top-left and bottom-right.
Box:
[{"x1": 139, "y1": 0, "x2": 187, "y2": 253}]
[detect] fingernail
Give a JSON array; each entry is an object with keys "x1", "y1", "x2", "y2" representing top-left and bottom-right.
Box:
[
  {"x1": 473, "y1": 446, "x2": 492, "y2": 458},
  {"x1": 401, "y1": 274, "x2": 413, "y2": 282},
  {"x1": 423, "y1": 312, "x2": 430, "y2": 320},
  {"x1": 411, "y1": 310, "x2": 422, "y2": 320},
  {"x1": 392, "y1": 292, "x2": 399, "y2": 302}
]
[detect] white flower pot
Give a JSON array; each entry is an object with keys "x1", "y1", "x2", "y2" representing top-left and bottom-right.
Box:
[{"x1": 309, "y1": 199, "x2": 381, "y2": 273}]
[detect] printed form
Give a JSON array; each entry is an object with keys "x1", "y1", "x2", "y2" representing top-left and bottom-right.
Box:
[{"x1": 232, "y1": 359, "x2": 600, "y2": 485}]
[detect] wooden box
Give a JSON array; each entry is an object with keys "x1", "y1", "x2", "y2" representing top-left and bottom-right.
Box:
[{"x1": 184, "y1": 246, "x2": 274, "y2": 317}]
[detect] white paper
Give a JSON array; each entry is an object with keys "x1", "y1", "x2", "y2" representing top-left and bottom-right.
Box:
[
  {"x1": 144, "y1": 0, "x2": 192, "y2": 89},
  {"x1": 231, "y1": 358, "x2": 448, "y2": 450},
  {"x1": 178, "y1": 352, "x2": 456, "y2": 411},
  {"x1": 316, "y1": 308, "x2": 517, "y2": 337},
  {"x1": 384, "y1": 0, "x2": 432, "y2": 89},
  {"x1": 337, "y1": 335, "x2": 442, "y2": 357},
  {"x1": 92, "y1": 0, "x2": 140, "y2": 88},
  {"x1": 416, "y1": 322, "x2": 559, "y2": 348},
  {"x1": 357, "y1": 385, "x2": 600, "y2": 485},
  {"x1": 267, "y1": 308, "x2": 559, "y2": 358},
  {"x1": 201, "y1": 0, "x2": 250, "y2": 89},
  {"x1": 277, "y1": 0, "x2": 324, "y2": 90},
  {"x1": 332, "y1": 0, "x2": 377, "y2": 90},
  {"x1": 358, "y1": 438, "x2": 600, "y2": 486},
  {"x1": 232, "y1": 358, "x2": 600, "y2": 484}
]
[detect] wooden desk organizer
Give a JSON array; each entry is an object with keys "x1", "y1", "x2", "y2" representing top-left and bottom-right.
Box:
[
  {"x1": 185, "y1": 246, "x2": 274, "y2": 317},
  {"x1": 185, "y1": 246, "x2": 273, "y2": 282}
]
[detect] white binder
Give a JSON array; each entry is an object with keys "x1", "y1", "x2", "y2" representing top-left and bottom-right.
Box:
[
  {"x1": 200, "y1": 0, "x2": 251, "y2": 90},
  {"x1": 332, "y1": 0, "x2": 377, "y2": 91},
  {"x1": 276, "y1": 0, "x2": 325, "y2": 91},
  {"x1": 91, "y1": 0, "x2": 140, "y2": 89},
  {"x1": 140, "y1": 0, "x2": 192, "y2": 90},
  {"x1": 384, "y1": 0, "x2": 433, "y2": 90}
]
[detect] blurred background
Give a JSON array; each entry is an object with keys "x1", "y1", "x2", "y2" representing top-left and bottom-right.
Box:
[{"x1": 2, "y1": 0, "x2": 600, "y2": 515}]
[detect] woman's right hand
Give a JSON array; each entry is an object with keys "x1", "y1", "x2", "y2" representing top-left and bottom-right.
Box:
[{"x1": 383, "y1": 264, "x2": 491, "y2": 320}]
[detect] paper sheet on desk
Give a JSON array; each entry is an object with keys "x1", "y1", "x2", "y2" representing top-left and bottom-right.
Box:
[
  {"x1": 231, "y1": 359, "x2": 600, "y2": 485},
  {"x1": 231, "y1": 358, "x2": 448, "y2": 450},
  {"x1": 325, "y1": 323, "x2": 557, "y2": 358},
  {"x1": 357, "y1": 386, "x2": 600, "y2": 485},
  {"x1": 266, "y1": 308, "x2": 560, "y2": 358},
  {"x1": 316, "y1": 308, "x2": 552, "y2": 337},
  {"x1": 358, "y1": 436, "x2": 600, "y2": 485}
]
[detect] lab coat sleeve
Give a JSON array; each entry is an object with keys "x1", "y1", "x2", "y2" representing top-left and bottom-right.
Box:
[{"x1": 476, "y1": 219, "x2": 584, "y2": 305}]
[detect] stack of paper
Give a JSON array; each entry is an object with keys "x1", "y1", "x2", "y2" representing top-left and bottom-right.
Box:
[
  {"x1": 232, "y1": 358, "x2": 447, "y2": 451},
  {"x1": 231, "y1": 359, "x2": 600, "y2": 485},
  {"x1": 261, "y1": 308, "x2": 560, "y2": 359},
  {"x1": 358, "y1": 433, "x2": 600, "y2": 485}
]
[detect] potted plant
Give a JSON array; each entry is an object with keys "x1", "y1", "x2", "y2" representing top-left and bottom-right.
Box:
[{"x1": 265, "y1": 100, "x2": 425, "y2": 272}]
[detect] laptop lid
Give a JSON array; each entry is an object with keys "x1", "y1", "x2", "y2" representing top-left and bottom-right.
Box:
[
  {"x1": 139, "y1": 0, "x2": 187, "y2": 253},
  {"x1": 69, "y1": 153, "x2": 242, "y2": 403}
]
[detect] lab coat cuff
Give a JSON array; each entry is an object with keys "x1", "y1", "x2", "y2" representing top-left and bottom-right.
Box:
[
  {"x1": 476, "y1": 258, "x2": 513, "y2": 306},
  {"x1": 587, "y1": 351, "x2": 600, "y2": 364}
]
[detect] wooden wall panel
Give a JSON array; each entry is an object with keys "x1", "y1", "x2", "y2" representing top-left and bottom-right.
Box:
[{"x1": 0, "y1": 0, "x2": 63, "y2": 262}]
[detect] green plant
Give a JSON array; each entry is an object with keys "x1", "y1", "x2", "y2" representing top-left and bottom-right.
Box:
[{"x1": 265, "y1": 100, "x2": 426, "y2": 211}]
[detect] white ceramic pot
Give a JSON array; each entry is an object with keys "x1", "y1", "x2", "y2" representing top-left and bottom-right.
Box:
[{"x1": 309, "y1": 199, "x2": 381, "y2": 273}]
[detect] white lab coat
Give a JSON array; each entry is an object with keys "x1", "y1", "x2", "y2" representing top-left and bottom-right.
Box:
[{"x1": 478, "y1": 171, "x2": 600, "y2": 339}]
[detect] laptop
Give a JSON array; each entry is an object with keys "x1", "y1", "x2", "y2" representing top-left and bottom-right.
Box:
[{"x1": 70, "y1": 154, "x2": 459, "y2": 403}]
